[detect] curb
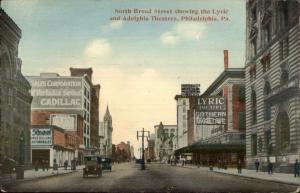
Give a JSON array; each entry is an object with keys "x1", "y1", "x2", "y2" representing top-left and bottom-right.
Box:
[
  {"x1": 173, "y1": 165, "x2": 299, "y2": 187},
  {"x1": 211, "y1": 170, "x2": 299, "y2": 187},
  {"x1": 2, "y1": 170, "x2": 79, "y2": 186}
]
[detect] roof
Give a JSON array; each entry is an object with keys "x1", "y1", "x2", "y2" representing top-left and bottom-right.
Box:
[
  {"x1": 203, "y1": 68, "x2": 245, "y2": 96},
  {"x1": 175, "y1": 143, "x2": 245, "y2": 155},
  {"x1": 104, "y1": 105, "x2": 112, "y2": 120}
]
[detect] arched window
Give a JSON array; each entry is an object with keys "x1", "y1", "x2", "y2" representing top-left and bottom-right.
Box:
[
  {"x1": 251, "y1": 90, "x2": 257, "y2": 125},
  {"x1": 264, "y1": 82, "x2": 271, "y2": 120},
  {"x1": 275, "y1": 111, "x2": 290, "y2": 153}
]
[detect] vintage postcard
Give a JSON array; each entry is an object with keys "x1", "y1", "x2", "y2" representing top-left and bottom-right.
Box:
[{"x1": 0, "y1": 0, "x2": 300, "y2": 192}]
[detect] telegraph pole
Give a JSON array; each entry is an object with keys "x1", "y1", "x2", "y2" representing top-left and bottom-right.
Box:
[{"x1": 137, "y1": 128, "x2": 150, "y2": 170}]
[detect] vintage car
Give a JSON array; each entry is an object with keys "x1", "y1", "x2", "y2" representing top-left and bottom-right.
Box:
[
  {"x1": 101, "y1": 157, "x2": 112, "y2": 171},
  {"x1": 83, "y1": 155, "x2": 102, "y2": 178}
]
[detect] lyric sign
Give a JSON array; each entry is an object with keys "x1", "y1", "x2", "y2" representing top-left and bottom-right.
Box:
[
  {"x1": 196, "y1": 96, "x2": 226, "y2": 125},
  {"x1": 27, "y1": 77, "x2": 83, "y2": 109},
  {"x1": 31, "y1": 128, "x2": 52, "y2": 146}
]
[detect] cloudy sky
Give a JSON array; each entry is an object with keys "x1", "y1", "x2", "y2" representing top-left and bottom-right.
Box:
[{"x1": 2, "y1": 0, "x2": 246, "y2": 156}]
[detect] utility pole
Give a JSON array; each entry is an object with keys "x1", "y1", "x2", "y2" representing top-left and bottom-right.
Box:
[{"x1": 137, "y1": 128, "x2": 150, "y2": 170}]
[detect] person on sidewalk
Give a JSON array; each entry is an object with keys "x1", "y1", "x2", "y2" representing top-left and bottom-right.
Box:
[
  {"x1": 46, "y1": 160, "x2": 49, "y2": 171},
  {"x1": 255, "y1": 159, "x2": 260, "y2": 172},
  {"x1": 267, "y1": 160, "x2": 273, "y2": 174},
  {"x1": 42, "y1": 160, "x2": 45, "y2": 171},
  {"x1": 294, "y1": 159, "x2": 300, "y2": 177},
  {"x1": 237, "y1": 160, "x2": 242, "y2": 174}
]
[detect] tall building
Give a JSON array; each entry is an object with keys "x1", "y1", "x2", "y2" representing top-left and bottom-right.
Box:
[
  {"x1": 0, "y1": 8, "x2": 32, "y2": 166},
  {"x1": 245, "y1": 0, "x2": 300, "y2": 172},
  {"x1": 175, "y1": 84, "x2": 200, "y2": 149},
  {"x1": 26, "y1": 69, "x2": 95, "y2": 160},
  {"x1": 103, "y1": 106, "x2": 113, "y2": 157},
  {"x1": 90, "y1": 84, "x2": 100, "y2": 153}
]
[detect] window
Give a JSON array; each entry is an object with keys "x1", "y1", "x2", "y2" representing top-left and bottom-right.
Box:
[
  {"x1": 238, "y1": 86, "x2": 245, "y2": 103},
  {"x1": 251, "y1": 39, "x2": 257, "y2": 58},
  {"x1": 251, "y1": 90, "x2": 257, "y2": 125},
  {"x1": 264, "y1": 82, "x2": 271, "y2": 120},
  {"x1": 249, "y1": 64, "x2": 256, "y2": 81},
  {"x1": 238, "y1": 112, "x2": 245, "y2": 130},
  {"x1": 251, "y1": 134, "x2": 257, "y2": 156},
  {"x1": 264, "y1": 130, "x2": 272, "y2": 155},
  {"x1": 280, "y1": 69, "x2": 289, "y2": 85},
  {"x1": 279, "y1": 37, "x2": 289, "y2": 60}
]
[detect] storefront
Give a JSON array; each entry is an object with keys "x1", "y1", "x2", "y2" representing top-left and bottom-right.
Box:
[{"x1": 31, "y1": 125, "x2": 76, "y2": 167}]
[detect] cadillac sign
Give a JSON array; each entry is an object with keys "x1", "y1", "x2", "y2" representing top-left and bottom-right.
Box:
[{"x1": 196, "y1": 96, "x2": 227, "y2": 125}]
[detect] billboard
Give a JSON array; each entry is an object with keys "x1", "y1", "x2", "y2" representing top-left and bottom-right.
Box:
[
  {"x1": 31, "y1": 128, "x2": 53, "y2": 146},
  {"x1": 196, "y1": 96, "x2": 226, "y2": 125},
  {"x1": 27, "y1": 77, "x2": 83, "y2": 109},
  {"x1": 181, "y1": 84, "x2": 200, "y2": 96},
  {"x1": 50, "y1": 114, "x2": 77, "y2": 131}
]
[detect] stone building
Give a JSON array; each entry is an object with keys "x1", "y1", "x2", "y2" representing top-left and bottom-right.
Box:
[
  {"x1": 245, "y1": 0, "x2": 300, "y2": 172},
  {"x1": 0, "y1": 8, "x2": 32, "y2": 166},
  {"x1": 90, "y1": 84, "x2": 100, "y2": 153}
]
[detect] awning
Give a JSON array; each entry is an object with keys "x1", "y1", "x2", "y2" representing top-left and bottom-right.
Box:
[{"x1": 175, "y1": 143, "x2": 245, "y2": 155}]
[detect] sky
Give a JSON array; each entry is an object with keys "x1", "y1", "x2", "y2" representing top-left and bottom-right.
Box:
[{"x1": 2, "y1": 0, "x2": 246, "y2": 157}]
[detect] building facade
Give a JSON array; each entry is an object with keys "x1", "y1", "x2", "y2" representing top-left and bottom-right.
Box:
[
  {"x1": 0, "y1": 8, "x2": 32, "y2": 166},
  {"x1": 154, "y1": 123, "x2": 177, "y2": 163},
  {"x1": 175, "y1": 84, "x2": 201, "y2": 149},
  {"x1": 245, "y1": 0, "x2": 300, "y2": 172},
  {"x1": 26, "y1": 70, "x2": 93, "y2": 159},
  {"x1": 103, "y1": 106, "x2": 113, "y2": 157}
]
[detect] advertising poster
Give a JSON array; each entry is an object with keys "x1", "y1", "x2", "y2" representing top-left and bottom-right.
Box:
[{"x1": 0, "y1": 0, "x2": 299, "y2": 192}]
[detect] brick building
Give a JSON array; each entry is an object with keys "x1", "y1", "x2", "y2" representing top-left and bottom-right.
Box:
[
  {"x1": 175, "y1": 51, "x2": 246, "y2": 166},
  {"x1": 31, "y1": 125, "x2": 78, "y2": 167}
]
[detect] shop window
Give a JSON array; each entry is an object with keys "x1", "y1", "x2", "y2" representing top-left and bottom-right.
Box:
[
  {"x1": 251, "y1": 134, "x2": 257, "y2": 156},
  {"x1": 251, "y1": 90, "x2": 257, "y2": 125}
]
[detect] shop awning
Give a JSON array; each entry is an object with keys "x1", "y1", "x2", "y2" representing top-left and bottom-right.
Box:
[{"x1": 175, "y1": 143, "x2": 245, "y2": 155}]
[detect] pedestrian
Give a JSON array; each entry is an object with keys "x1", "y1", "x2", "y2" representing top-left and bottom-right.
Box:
[
  {"x1": 64, "y1": 160, "x2": 68, "y2": 170},
  {"x1": 294, "y1": 159, "x2": 300, "y2": 177},
  {"x1": 224, "y1": 160, "x2": 227, "y2": 170},
  {"x1": 46, "y1": 160, "x2": 49, "y2": 171},
  {"x1": 34, "y1": 160, "x2": 39, "y2": 171},
  {"x1": 237, "y1": 160, "x2": 242, "y2": 174},
  {"x1": 267, "y1": 160, "x2": 273, "y2": 174},
  {"x1": 42, "y1": 160, "x2": 45, "y2": 171},
  {"x1": 255, "y1": 159, "x2": 260, "y2": 172}
]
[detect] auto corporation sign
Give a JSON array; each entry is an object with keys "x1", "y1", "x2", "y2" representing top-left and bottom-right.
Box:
[
  {"x1": 196, "y1": 96, "x2": 227, "y2": 125},
  {"x1": 27, "y1": 77, "x2": 83, "y2": 109},
  {"x1": 31, "y1": 128, "x2": 53, "y2": 146}
]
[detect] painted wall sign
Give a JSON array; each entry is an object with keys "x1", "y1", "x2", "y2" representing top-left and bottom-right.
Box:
[{"x1": 31, "y1": 128, "x2": 53, "y2": 146}]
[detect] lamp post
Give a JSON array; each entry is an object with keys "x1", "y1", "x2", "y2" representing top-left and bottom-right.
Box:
[{"x1": 137, "y1": 128, "x2": 150, "y2": 170}]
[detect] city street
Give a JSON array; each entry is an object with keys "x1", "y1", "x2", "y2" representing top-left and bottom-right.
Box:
[{"x1": 6, "y1": 163, "x2": 298, "y2": 192}]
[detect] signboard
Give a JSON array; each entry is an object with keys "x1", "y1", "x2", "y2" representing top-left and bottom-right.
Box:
[
  {"x1": 31, "y1": 128, "x2": 52, "y2": 146},
  {"x1": 181, "y1": 84, "x2": 200, "y2": 96},
  {"x1": 27, "y1": 77, "x2": 83, "y2": 109},
  {"x1": 50, "y1": 114, "x2": 77, "y2": 131},
  {"x1": 196, "y1": 96, "x2": 226, "y2": 125}
]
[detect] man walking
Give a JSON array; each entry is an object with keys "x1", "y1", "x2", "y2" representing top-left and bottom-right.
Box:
[
  {"x1": 255, "y1": 159, "x2": 260, "y2": 172},
  {"x1": 267, "y1": 160, "x2": 273, "y2": 174},
  {"x1": 237, "y1": 160, "x2": 242, "y2": 174},
  {"x1": 294, "y1": 159, "x2": 300, "y2": 177}
]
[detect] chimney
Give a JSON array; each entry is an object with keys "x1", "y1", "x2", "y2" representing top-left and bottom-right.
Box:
[{"x1": 224, "y1": 50, "x2": 229, "y2": 70}]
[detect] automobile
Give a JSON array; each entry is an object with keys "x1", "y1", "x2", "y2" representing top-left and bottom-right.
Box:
[
  {"x1": 83, "y1": 155, "x2": 102, "y2": 178},
  {"x1": 101, "y1": 157, "x2": 112, "y2": 171}
]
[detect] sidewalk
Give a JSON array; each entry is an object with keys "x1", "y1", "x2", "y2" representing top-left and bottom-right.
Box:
[
  {"x1": 0, "y1": 165, "x2": 84, "y2": 186},
  {"x1": 174, "y1": 164, "x2": 300, "y2": 186}
]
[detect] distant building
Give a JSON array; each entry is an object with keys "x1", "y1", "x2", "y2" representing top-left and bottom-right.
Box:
[
  {"x1": 103, "y1": 106, "x2": 113, "y2": 157},
  {"x1": 0, "y1": 8, "x2": 32, "y2": 166},
  {"x1": 245, "y1": 0, "x2": 300, "y2": 172},
  {"x1": 175, "y1": 84, "x2": 201, "y2": 149},
  {"x1": 154, "y1": 123, "x2": 177, "y2": 162}
]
